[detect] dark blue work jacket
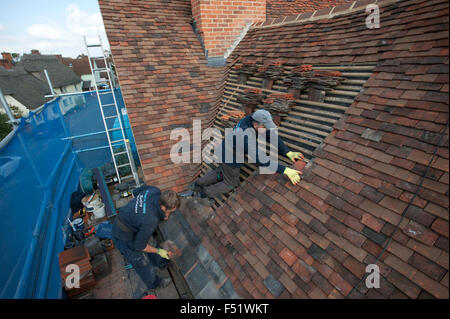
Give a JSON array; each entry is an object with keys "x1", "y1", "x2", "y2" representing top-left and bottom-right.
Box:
[
  {"x1": 219, "y1": 115, "x2": 290, "y2": 174},
  {"x1": 112, "y1": 185, "x2": 165, "y2": 251}
]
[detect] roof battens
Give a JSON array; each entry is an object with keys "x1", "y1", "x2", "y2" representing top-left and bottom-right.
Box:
[{"x1": 252, "y1": 0, "x2": 402, "y2": 29}]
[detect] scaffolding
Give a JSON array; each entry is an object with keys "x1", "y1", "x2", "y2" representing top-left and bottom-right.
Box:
[{"x1": 0, "y1": 86, "x2": 138, "y2": 298}]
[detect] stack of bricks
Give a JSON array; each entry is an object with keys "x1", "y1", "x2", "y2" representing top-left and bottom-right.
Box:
[
  {"x1": 191, "y1": 0, "x2": 266, "y2": 58},
  {"x1": 59, "y1": 245, "x2": 96, "y2": 298}
]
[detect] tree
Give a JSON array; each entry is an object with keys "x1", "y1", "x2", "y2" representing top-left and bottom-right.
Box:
[
  {"x1": 11, "y1": 53, "x2": 20, "y2": 63},
  {"x1": 0, "y1": 112, "x2": 13, "y2": 140}
]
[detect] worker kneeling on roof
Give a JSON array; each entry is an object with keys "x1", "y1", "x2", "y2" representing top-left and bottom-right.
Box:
[
  {"x1": 112, "y1": 185, "x2": 180, "y2": 292},
  {"x1": 193, "y1": 109, "x2": 304, "y2": 198}
]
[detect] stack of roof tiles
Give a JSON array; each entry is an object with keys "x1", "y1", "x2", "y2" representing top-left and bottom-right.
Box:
[
  {"x1": 99, "y1": 0, "x2": 230, "y2": 192},
  {"x1": 100, "y1": 0, "x2": 449, "y2": 298},
  {"x1": 59, "y1": 245, "x2": 96, "y2": 298}
]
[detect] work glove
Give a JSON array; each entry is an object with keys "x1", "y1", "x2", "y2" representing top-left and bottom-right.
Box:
[
  {"x1": 284, "y1": 167, "x2": 302, "y2": 185},
  {"x1": 286, "y1": 151, "x2": 304, "y2": 162},
  {"x1": 157, "y1": 248, "x2": 170, "y2": 260}
]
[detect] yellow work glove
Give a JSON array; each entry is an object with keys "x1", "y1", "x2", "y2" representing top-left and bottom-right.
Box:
[
  {"x1": 286, "y1": 151, "x2": 304, "y2": 162},
  {"x1": 157, "y1": 248, "x2": 170, "y2": 260},
  {"x1": 284, "y1": 167, "x2": 302, "y2": 185}
]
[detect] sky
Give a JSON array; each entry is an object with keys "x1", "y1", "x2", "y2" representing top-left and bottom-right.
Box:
[{"x1": 0, "y1": 0, "x2": 110, "y2": 58}]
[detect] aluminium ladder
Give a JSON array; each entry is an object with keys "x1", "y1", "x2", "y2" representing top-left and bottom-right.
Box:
[{"x1": 83, "y1": 35, "x2": 139, "y2": 185}]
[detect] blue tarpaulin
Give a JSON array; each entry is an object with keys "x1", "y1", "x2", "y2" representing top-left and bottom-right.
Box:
[{"x1": 0, "y1": 88, "x2": 137, "y2": 298}]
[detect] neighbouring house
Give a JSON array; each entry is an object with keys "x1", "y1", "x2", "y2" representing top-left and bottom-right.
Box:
[
  {"x1": 0, "y1": 66, "x2": 51, "y2": 117},
  {"x1": 56, "y1": 54, "x2": 115, "y2": 91},
  {"x1": 55, "y1": 54, "x2": 93, "y2": 91},
  {"x1": 17, "y1": 50, "x2": 82, "y2": 95},
  {"x1": 99, "y1": 0, "x2": 449, "y2": 299}
]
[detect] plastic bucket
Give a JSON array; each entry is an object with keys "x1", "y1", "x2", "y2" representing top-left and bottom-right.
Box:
[
  {"x1": 93, "y1": 203, "x2": 106, "y2": 220},
  {"x1": 72, "y1": 218, "x2": 84, "y2": 230},
  {"x1": 82, "y1": 193, "x2": 102, "y2": 210}
]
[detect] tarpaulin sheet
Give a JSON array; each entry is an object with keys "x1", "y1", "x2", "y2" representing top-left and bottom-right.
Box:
[{"x1": 0, "y1": 88, "x2": 137, "y2": 298}]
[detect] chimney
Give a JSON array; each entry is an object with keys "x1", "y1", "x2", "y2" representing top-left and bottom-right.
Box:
[
  {"x1": 191, "y1": 0, "x2": 266, "y2": 64},
  {"x1": 31, "y1": 49, "x2": 40, "y2": 55},
  {"x1": 0, "y1": 52, "x2": 13, "y2": 69},
  {"x1": 1, "y1": 52, "x2": 12, "y2": 63},
  {"x1": 54, "y1": 54, "x2": 63, "y2": 62}
]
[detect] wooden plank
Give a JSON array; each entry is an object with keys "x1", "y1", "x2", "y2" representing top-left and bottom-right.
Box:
[
  {"x1": 291, "y1": 105, "x2": 343, "y2": 118},
  {"x1": 278, "y1": 131, "x2": 320, "y2": 148},
  {"x1": 278, "y1": 125, "x2": 323, "y2": 143},
  {"x1": 341, "y1": 79, "x2": 367, "y2": 85},
  {"x1": 280, "y1": 121, "x2": 328, "y2": 137},
  {"x1": 283, "y1": 65, "x2": 376, "y2": 71},
  {"x1": 289, "y1": 110, "x2": 337, "y2": 124},
  {"x1": 327, "y1": 89, "x2": 359, "y2": 97},
  {"x1": 283, "y1": 141, "x2": 313, "y2": 155},
  {"x1": 294, "y1": 99, "x2": 347, "y2": 111}
]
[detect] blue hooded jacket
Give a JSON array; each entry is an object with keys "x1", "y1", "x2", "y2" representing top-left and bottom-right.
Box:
[
  {"x1": 219, "y1": 115, "x2": 290, "y2": 174},
  {"x1": 112, "y1": 185, "x2": 165, "y2": 251}
]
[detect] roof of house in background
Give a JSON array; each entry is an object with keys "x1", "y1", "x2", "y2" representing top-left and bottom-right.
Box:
[
  {"x1": 59, "y1": 56, "x2": 92, "y2": 77},
  {"x1": 0, "y1": 66, "x2": 50, "y2": 109},
  {"x1": 17, "y1": 54, "x2": 81, "y2": 89},
  {"x1": 194, "y1": 0, "x2": 448, "y2": 299},
  {"x1": 266, "y1": 0, "x2": 353, "y2": 19},
  {"x1": 56, "y1": 54, "x2": 108, "y2": 78},
  {"x1": 98, "y1": 0, "x2": 228, "y2": 192}
]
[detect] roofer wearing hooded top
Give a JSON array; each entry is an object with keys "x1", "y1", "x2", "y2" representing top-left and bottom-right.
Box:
[
  {"x1": 112, "y1": 185, "x2": 180, "y2": 292},
  {"x1": 193, "y1": 109, "x2": 303, "y2": 198}
]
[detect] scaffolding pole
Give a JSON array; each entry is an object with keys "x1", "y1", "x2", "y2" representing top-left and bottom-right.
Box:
[
  {"x1": 0, "y1": 88, "x2": 19, "y2": 128},
  {"x1": 43, "y1": 69, "x2": 55, "y2": 96}
]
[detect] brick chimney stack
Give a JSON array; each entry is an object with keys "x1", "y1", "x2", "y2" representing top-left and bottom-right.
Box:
[
  {"x1": 1, "y1": 52, "x2": 12, "y2": 63},
  {"x1": 31, "y1": 49, "x2": 40, "y2": 55},
  {"x1": 191, "y1": 0, "x2": 266, "y2": 64},
  {"x1": 0, "y1": 52, "x2": 13, "y2": 69}
]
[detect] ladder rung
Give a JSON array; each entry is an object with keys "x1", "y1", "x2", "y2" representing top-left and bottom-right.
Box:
[
  {"x1": 113, "y1": 151, "x2": 128, "y2": 156},
  {"x1": 120, "y1": 175, "x2": 134, "y2": 180},
  {"x1": 108, "y1": 127, "x2": 121, "y2": 132},
  {"x1": 102, "y1": 103, "x2": 115, "y2": 107},
  {"x1": 94, "y1": 68, "x2": 108, "y2": 72},
  {"x1": 104, "y1": 115, "x2": 118, "y2": 120},
  {"x1": 117, "y1": 163, "x2": 131, "y2": 168},
  {"x1": 91, "y1": 56, "x2": 104, "y2": 60},
  {"x1": 96, "y1": 79, "x2": 109, "y2": 83},
  {"x1": 99, "y1": 91, "x2": 112, "y2": 95},
  {"x1": 111, "y1": 139, "x2": 124, "y2": 145},
  {"x1": 87, "y1": 44, "x2": 101, "y2": 48}
]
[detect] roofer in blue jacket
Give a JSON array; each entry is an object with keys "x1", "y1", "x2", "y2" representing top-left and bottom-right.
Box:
[
  {"x1": 193, "y1": 109, "x2": 304, "y2": 198},
  {"x1": 112, "y1": 185, "x2": 180, "y2": 292}
]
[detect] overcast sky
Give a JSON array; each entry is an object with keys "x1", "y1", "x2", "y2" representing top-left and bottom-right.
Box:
[{"x1": 0, "y1": 0, "x2": 109, "y2": 58}]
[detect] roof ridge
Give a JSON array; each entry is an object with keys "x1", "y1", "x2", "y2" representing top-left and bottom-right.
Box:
[{"x1": 252, "y1": 0, "x2": 400, "y2": 30}]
